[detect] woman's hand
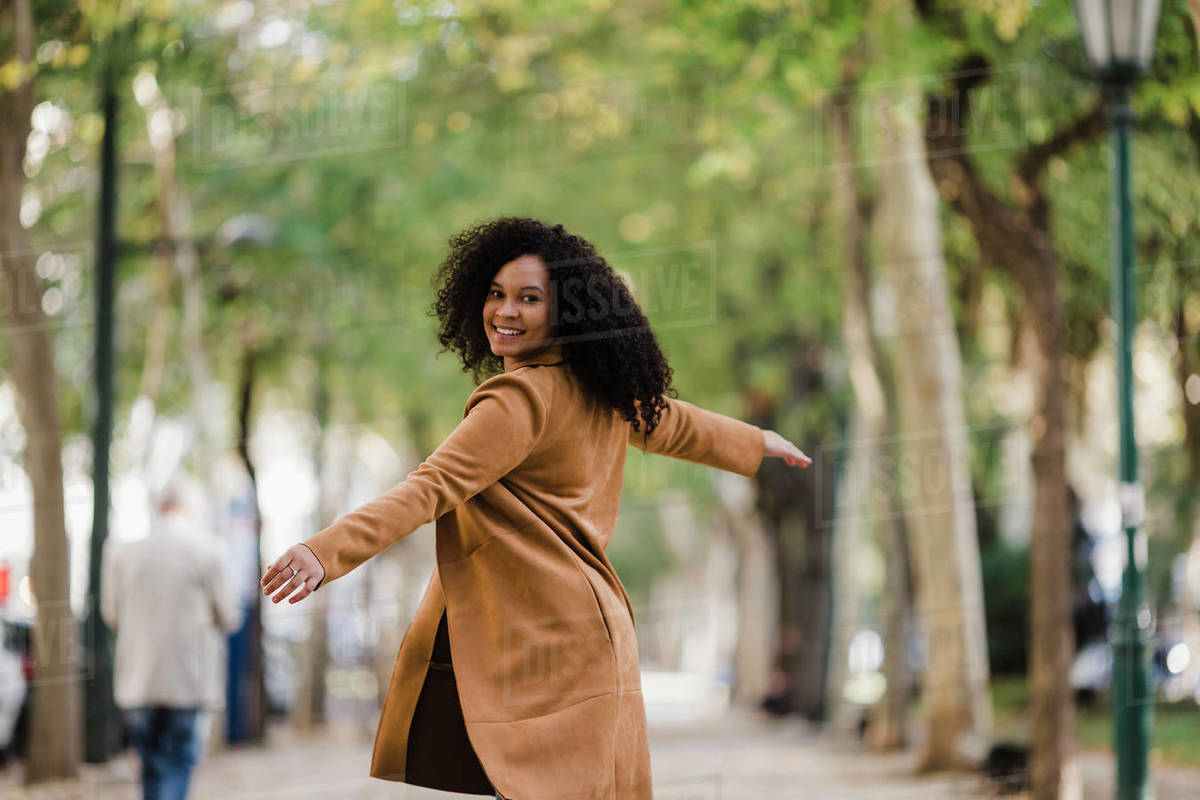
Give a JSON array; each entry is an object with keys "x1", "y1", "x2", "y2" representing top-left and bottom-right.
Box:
[
  {"x1": 261, "y1": 543, "x2": 326, "y2": 605},
  {"x1": 762, "y1": 429, "x2": 812, "y2": 468}
]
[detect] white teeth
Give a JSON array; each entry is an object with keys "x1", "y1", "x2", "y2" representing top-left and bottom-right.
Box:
[{"x1": 496, "y1": 327, "x2": 524, "y2": 335}]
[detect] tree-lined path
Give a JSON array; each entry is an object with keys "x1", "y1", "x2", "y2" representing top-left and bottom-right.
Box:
[{"x1": 3, "y1": 707, "x2": 1199, "y2": 799}]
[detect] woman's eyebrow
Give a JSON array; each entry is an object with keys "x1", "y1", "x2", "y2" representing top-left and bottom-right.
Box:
[{"x1": 491, "y1": 282, "x2": 544, "y2": 292}]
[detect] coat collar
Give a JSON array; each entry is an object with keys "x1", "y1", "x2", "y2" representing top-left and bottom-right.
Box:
[{"x1": 503, "y1": 344, "x2": 566, "y2": 373}]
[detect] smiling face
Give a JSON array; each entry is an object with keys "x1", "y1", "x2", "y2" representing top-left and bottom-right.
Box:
[{"x1": 483, "y1": 254, "x2": 555, "y2": 367}]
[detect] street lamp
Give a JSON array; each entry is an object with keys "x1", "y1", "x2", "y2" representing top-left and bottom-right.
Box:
[{"x1": 1070, "y1": 2, "x2": 1162, "y2": 799}]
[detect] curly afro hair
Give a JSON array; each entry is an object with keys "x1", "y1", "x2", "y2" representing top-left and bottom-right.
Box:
[{"x1": 428, "y1": 216, "x2": 678, "y2": 440}]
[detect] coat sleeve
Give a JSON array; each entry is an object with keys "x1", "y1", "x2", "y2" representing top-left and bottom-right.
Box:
[
  {"x1": 628, "y1": 395, "x2": 765, "y2": 478},
  {"x1": 302, "y1": 371, "x2": 550, "y2": 587}
]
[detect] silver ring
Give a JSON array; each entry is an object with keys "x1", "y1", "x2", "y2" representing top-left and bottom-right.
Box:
[{"x1": 290, "y1": 566, "x2": 298, "y2": 578}]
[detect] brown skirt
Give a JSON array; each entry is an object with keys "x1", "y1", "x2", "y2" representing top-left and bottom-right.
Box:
[{"x1": 403, "y1": 609, "x2": 496, "y2": 795}]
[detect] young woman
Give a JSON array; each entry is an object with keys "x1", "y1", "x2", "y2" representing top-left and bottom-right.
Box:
[{"x1": 260, "y1": 217, "x2": 811, "y2": 799}]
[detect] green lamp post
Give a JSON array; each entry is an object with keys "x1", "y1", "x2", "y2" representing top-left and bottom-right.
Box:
[{"x1": 1070, "y1": 1, "x2": 1163, "y2": 798}]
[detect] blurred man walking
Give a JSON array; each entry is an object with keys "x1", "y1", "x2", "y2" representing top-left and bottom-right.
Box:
[{"x1": 102, "y1": 484, "x2": 241, "y2": 800}]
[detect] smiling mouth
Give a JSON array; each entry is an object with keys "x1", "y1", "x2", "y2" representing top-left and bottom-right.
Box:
[{"x1": 494, "y1": 325, "x2": 525, "y2": 337}]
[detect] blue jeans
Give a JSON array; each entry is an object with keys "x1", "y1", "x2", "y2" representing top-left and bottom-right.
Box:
[{"x1": 122, "y1": 707, "x2": 201, "y2": 800}]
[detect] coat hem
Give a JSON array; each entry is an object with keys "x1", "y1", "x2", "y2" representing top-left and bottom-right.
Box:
[{"x1": 368, "y1": 571, "x2": 446, "y2": 780}]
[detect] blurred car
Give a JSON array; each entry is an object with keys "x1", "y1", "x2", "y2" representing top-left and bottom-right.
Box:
[
  {"x1": 1069, "y1": 639, "x2": 1112, "y2": 704},
  {"x1": 0, "y1": 619, "x2": 32, "y2": 763},
  {"x1": 1069, "y1": 633, "x2": 1194, "y2": 706}
]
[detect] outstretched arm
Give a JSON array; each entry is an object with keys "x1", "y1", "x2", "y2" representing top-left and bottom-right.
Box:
[
  {"x1": 262, "y1": 371, "x2": 549, "y2": 604},
  {"x1": 628, "y1": 396, "x2": 810, "y2": 476}
]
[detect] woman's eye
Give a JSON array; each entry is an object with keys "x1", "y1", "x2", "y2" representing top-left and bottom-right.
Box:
[{"x1": 489, "y1": 290, "x2": 538, "y2": 301}]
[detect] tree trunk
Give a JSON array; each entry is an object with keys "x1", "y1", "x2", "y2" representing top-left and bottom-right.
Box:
[
  {"x1": 1174, "y1": 303, "x2": 1200, "y2": 486},
  {"x1": 1171, "y1": 296, "x2": 1200, "y2": 693},
  {"x1": 234, "y1": 344, "x2": 267, "y2": 741},
  {"x1": 653, "y1": 489, "x2": 705, "y2": 674},
  {"x1": 713, "y1": 469, "x2": 777, "y2": 707},
  {"x1": 123, "y1": 71, "x2": 182, "y2": 466},
  {"x1": 867, "y1": 497, "x2": 913, "y2": 751},
  {"x1": 921, "y1": 60, "x2": 1099, "y2": 800},
  {"x1": 763, "y1": 420, "x2": 834, "y2": 722},
  {"x1": 1189, "y1": 0, "x2": 1200, "y2": 51},
  {"x1": 0, "y1": 0, "x2": 81, "y2": 781},
  {"x1": 824, "y1": 57, "x2": 899, "y2": 741},
  {"x1": 1022, "y1": 269, "x2": 1078, "y2": 800},
  {"x1": 874, "y1": 79, "x2": 992, "y2": 770},
  {"x1": 295, "y1": 588, "x2": 330, "y2": 729},
  {"x1": 144, "y1": 67, "x2": 231, "y2": 490},
  {"x1": 792, "y1": 445, "x2": 835, "y2": 722},
  {"x1": 734, "y1": 336, "x2": 832, "y2": 721},
  {"x1": 296, "y1": 350, "x2": 332, "y2": 729},
  {"x1": 824, "y1": 412, "x2": 872, "y2": 736}
]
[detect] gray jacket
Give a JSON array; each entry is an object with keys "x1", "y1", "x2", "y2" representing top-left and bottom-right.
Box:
[{"x1": 101, "y1": 514, "x2": 241, "y2": 709}]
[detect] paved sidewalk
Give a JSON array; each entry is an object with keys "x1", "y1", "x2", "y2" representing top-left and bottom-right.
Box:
[{"x1": 2, "y1": 707, "x2": 1197, "y2": 798}]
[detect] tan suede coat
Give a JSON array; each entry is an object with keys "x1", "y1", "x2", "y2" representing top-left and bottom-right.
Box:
[{"x1": 302, "y1": 345, "x2": 765, "y2": 799}]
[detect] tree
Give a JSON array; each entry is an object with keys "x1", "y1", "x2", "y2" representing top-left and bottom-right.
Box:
[
  {"x1": 0, "y1": 0, "x2": 81, "y2": 781},
  {"x1": 920, "y1": 51, "x2": 1096, "y2": 800},
  {"x1": 824, "y1": 54, "x2": 894, "y2": 741},
  {"x1": 872, "y1": 68, "x2": 993, "y2": 769}
]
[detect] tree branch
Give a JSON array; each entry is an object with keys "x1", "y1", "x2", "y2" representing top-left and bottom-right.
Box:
[
  {"x1": 1013, "y1": 101, "x2": 1106, "y2": 203},
  {"x1": 922, "y1": 56, "x2": 1067, "y2": 280},
  {"x1": 1190, "y1": 0, "x2": 1200, "y2": 53}
]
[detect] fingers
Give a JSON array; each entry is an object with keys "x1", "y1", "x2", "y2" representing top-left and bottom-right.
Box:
[
  {"x1": 260, "y1": 565, "x2": 281, "y2": 589},
  {"x1": 261, "y1": 558, "x2": 296, "y2": 596},
  {"x1": 261, "y1": 550, "x2": 293, "y2": 588},
  {"x1": 785, "y1": 447, "x2": 812, "y2": 468},
  {"x1": 766, "y1": 430, "x2": 812, "y2": 469},
  {"x1": 268, "y1": 571, "x2": 305, "y2": 604},
  {"x1": 288, "y1": 579, "x2": 315, "y2": 605}
]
